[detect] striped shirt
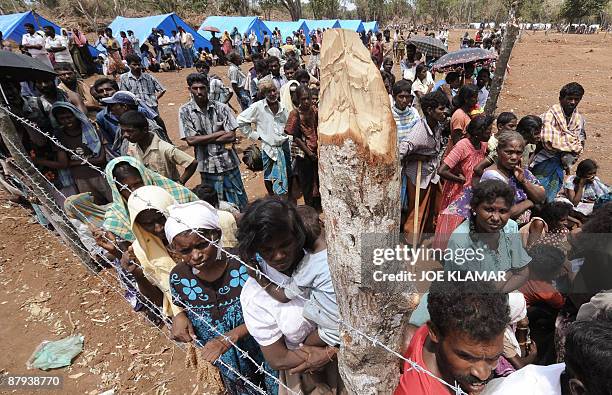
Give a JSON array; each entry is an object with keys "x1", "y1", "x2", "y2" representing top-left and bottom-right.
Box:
[
  {"x1": 392, "y1": 105, "x2": 420, "y2": 146},
  {"x1": 178, "y1": 99, "x2": 240, "y2": 174},
  {"x1": 119, "y1": 71, "x2": 165, "y2": 110},
  {"x1": 228, "y1": 64, "x2": 247, "y2": 89}
]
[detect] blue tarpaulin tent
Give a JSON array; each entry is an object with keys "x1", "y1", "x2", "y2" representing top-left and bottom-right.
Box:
[
  {"x1": 108, "y1": 13, "x2": 211, "y2": 51},
  {"x1": 298, "y1": 19, "x2": 341, "y2": 31},
  {"x1": 198, "y1": 16, "x2": 272, "y2": 43},
  {"x1": 0, "y1": 11, "x2": 100, "y2": 56},
  {"x1": 363, "y1": 21, "x2": 379, "y2": 33},
  {"x1": 263, "y1": 20, "x2": 310, "y2": 44},
  {"x1": 338, "y1": 20, "x2": 365, "y2": 32}
]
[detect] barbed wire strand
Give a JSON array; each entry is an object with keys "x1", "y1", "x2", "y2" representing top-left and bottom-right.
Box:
[
  {"x1": 2, "y1": 140, "x2": 295, "y2": 395},
  {"x1": 1, "y1": 103, "x2": 468, "y2": 395}
]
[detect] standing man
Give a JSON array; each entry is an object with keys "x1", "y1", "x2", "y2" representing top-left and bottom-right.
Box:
[
  {"x1": 399, "y1": 91, "x2": 448, "y2": 243},
  {"x1": 22, "y1": 23, "x2": 52, "y2": 68},
  {"x1": 227, "y1": 52, "x2": 250, "y2": 111},
  {"x1": 157, "y1": 29, "x2": 172, "y2": 58},
  {"x1": 476, "y1": 69, "x2": 490, "y2": 110},
  {"x1": 237, "y1": 79, "x2": 290, "y2": 197},
  {"x1": 127, "y1": 31, "x2": 142, "y2": 62},
  {"x1": 263, "y1": 31, "x2": 271, "y2": 56},
  {"x1": 147, "y1": 28, "x2": 162, "y2": 63},
  {"x1": 531, "y1": 82, "x2": 586, "y2": 202},
  {"x1": 178, "y1": 73, "x2": 247, "y2": 210},
  {"x1": 44, "y1": 27, "x2": 71, "y2": 65},
  {"x1": 178, "y1": 27, "x2": 194, "y2": 68},
  {"x1": 119, "y1": 54, "x2": 167, "y2": 132},
  {"x1": 54, "y1": 62, "x2": 100, "y2": 114},
  {"x1": 170, "y1": 30, "x2": 186, "y2": 68},
  {"x1": 267, "y1": 56, "x2": 286, "y2": 89}
]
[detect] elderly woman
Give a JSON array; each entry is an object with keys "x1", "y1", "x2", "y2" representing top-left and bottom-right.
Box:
[
  {"x1": 237, "y1": 79, "x2": 291, "y2": 198},
  {"x1": 237, "y1": 197, "x2": 344, "y2": 394},
  {"x1": 165, "y1": 200, "x2": 278, "y2": 394},
  {"x1": 123, "y1": 185, "x2": 180, "y2": 318}
]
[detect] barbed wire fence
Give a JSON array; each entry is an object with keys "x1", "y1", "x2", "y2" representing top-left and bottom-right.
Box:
[{"x1": 0, "y1": 104, "x2": 468, "y2": 395}]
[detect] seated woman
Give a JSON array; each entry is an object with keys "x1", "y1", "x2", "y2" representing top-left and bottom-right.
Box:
[
  {"x1": 164, "y1": 201, "x2": 277, "y2": 394},
  {"x1": 445, "y1": 179, "x2": 531, "y2": 293},
  {"x1": 558, "y1": 159, "x2": 609, "y2": 215},
  {"x1": 237, "y1": 197, "x2": 344, "y2": 394},
  {"x1": 435, "y1": 114, "x2": 493, "y2": 244},
  {"x1": 95, "y1": 156, "x2": 198, "y2": 258},
  {"x1": 124, "y1": 185, "x2": 180, "y2": 318}
]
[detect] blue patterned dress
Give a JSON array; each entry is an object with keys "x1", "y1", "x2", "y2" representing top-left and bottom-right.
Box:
[{"x1": 170, "y1": 256, "x2": 278, "y2": 395}]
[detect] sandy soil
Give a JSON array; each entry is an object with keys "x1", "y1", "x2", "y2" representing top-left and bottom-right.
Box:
[{"x1": 1, "y1": 30, "x2": 611, "y2": 393}]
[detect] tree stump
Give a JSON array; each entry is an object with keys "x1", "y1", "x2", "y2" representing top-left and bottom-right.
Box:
[{"x1": 318, "y1": 29, "x2": 419, "y2": 394}]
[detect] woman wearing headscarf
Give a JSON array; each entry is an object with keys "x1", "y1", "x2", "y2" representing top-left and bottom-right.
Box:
[
  {"x1": 70, "y1": 27, "x2": 95, "y2": 76},
  {"x1": 165, "y1": 200, "x2": 278, "y2": 395},
  {"x1": 124, "y1": 185, "x2": 181, "y2": 318},
  {"x1": 94, "y1": 156, "x2": 198, "y2": 258},
  {"x1": 222, "y1": 31, "x2": 233, "y2": 56}
]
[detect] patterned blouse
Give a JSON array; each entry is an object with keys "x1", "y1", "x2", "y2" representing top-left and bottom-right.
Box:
[{"x1": 169, "y1": 254, "x2": 278, "y2": 395}]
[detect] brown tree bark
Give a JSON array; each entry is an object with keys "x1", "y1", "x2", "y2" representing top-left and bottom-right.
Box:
[
  {"x1": 485, "y1": 1, "x2": 522, "y2": 116},
  {"x1": 318, "y1": 29, "x2": 419, "y2": 394}
]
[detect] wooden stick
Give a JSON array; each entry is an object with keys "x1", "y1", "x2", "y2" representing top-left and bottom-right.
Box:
[{"x1": 412, "y1": 160, "x2": 422, "y2": 247}]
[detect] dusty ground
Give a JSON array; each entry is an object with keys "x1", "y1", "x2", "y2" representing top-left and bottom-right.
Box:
[{"x1": 1, "y1": 30, "x2": 611, "y2": 393}]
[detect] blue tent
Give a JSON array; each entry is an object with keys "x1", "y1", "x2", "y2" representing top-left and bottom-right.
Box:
[
  {"x1": 263, "y1": 20, "x2": 310, "y2": 44},
  {"x1": 363, "y1": 21, "x2": 379, "y2": 33},
  {"x1": 0, "y1": 11, "x2": 100, "y2": 56},
  {"x1": 338, "y1": 20, "x2": 364, "y2": 32},
  {"x1": 299, "y1": 19, "x2": 341, "y2": 31},
  {"x1": 198, "y1": 16, "x2": 272, "y2": 43},
  {"x1": 108, "y1": 13, "x2": 211, "y2": 51}
]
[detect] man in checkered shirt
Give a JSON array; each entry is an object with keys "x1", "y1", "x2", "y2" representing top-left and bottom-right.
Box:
[{"x1": 178, "y1": 73, "x2": 248, "y2": 210}]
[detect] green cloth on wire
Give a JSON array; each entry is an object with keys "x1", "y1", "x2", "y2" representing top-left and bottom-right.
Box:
[{"x1": 103, "y1": 156, "x2": 198, "y2": 241}]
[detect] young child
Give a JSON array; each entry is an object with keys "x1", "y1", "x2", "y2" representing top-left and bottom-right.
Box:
[
  {"x1": 519, "y1": 244, "x2": 566, "y2": 310},
  {"x1": 120, "y1": 110, "x2": 197, "y2": 184},
  {"x1": 254, "y1": 205, "x2": 339, "y2": 347},
  {"x1": 560, "y1": 159, "x2": 609, "y2": 209},
  {"x1": 521, "y1": 201, "x2": 572, "y2": 250}
]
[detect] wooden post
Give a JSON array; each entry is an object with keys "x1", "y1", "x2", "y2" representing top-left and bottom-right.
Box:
[
  {"x1": 0, "y1": 107, "x2": 100, "y2": 273},
  {"x1": 318, "y1": 29, "x2": 419, "y2": 394},
  {"x1": 485, "y1": 1, "x2": 522, "y2": 116}
]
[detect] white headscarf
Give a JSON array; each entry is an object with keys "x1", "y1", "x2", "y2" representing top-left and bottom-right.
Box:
[
  {"x1": 164, "y1": 201, "x2": 221, "y2": 245},
  {"x1": 505, "y1": 292, "x2": 528, "y2": 357}
]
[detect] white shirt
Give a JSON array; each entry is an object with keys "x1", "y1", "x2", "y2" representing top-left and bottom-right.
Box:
[
  {"x1": 236, "y1": 99, "x2": 289, "y2": 160},
  {"x1": 478, "y1": 86, "x2": 489, "y2": 109},
  {"x1": 45, "y1": 35, "x2": 72, "y2": 63},
  {"x1": 22, "y1": 33, "x2": 47, "y2": 56},
  {"x1": 284, "y1": 250, "x2": 340, "y2": 346},
  {"x1": 158, "y1": 35, "x2": 170, "y2": 47},
  {"x1": 482, "y1": 363, "x2": 564, "y2": 395},
  {"x1": 240, "y1": 264, "x2": 315, "y2": 349},
  {"x1": 180, "y1": 32, "x2": 194, "y2": 48}
]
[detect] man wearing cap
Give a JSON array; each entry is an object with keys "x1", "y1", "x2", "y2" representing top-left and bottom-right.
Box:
[
  {"x1": 101, "y1": 91, "x2": 170, "y2": 157},
  {"x1": 119, "y1": 54, "x2": 166, "y2": 118}
]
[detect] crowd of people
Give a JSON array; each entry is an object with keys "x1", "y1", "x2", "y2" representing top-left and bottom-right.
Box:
[{"x1": 1, "y1": 21, "x2": 611, "y2": 395}]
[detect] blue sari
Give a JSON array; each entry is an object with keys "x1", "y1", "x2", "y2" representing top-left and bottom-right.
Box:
[{"x1": 531, "y1": 155, "x2": 564, "y2": 203}]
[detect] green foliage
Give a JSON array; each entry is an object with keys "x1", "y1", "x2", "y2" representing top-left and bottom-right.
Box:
[{"x1": 560, "y1": 0, "x2": 610, "y2": 22}]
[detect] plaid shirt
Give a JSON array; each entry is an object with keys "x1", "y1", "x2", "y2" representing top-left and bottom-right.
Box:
[
  {"x1": 540, "y1": 104, "x2": 585, "y2": 154},
  {"x1": 178, "y1": 99, "x2": 240, "y2": 174},
  {"x1": 119, "y1": 71, "x2": 165, "y2": 110}
]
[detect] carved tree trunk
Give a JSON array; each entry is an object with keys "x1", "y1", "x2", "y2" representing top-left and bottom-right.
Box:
[
  {"x1": 485, "y1": 1, "x2": 522, "y2": 116},
  {"x1": 318, "y1": 29, "x2": 419, "y2": 394}
]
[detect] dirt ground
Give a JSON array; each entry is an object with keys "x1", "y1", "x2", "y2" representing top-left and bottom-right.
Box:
[{"x1": 1, "y1": 30, "x2": 611, "y2": 393}]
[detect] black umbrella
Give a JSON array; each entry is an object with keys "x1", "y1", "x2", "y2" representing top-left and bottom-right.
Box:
[
  {"x1": 0, "y1": 51, "x2": 56, "y2": 82},
  {"x1": 432, "y1": 48, "x2": 497, "y2": 72},
  {"x1": 407, "y1": 36, "x2": 448, "y2": 58}
]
